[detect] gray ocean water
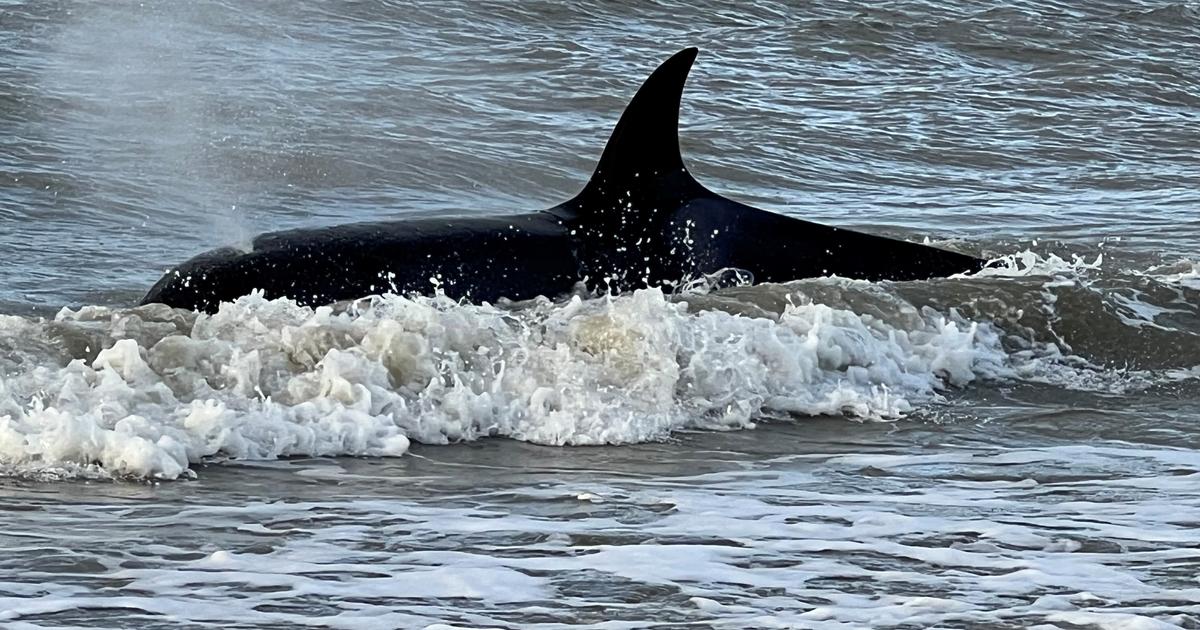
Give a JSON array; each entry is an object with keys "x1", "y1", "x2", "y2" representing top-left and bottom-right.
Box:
[{"x1": 2, "y1": 1, "x2": 1200, "y2": 628}]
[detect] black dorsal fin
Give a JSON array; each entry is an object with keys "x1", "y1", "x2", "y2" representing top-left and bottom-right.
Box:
[{"x1": 579, "y1": 47, "x2": 699, "y2": 197}]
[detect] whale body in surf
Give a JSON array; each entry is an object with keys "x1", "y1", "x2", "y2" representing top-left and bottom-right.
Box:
[{"x1": 142, "y1": 47, "x2": 985, "y2": 313}]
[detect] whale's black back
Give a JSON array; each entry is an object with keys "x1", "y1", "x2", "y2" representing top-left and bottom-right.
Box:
[
  {"x1": 142, "y1": 214, "x2": 581, "y2": 312},
  {"x1": 548, "y1": 47, "x2": 984, "y2": 294},
  {"x1": 142, "y1": 47, "x2": 984, "y2": 313}
]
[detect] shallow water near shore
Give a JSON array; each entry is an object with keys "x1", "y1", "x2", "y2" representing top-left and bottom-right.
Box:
[{"x1": 2, "y1": 0, "x2": 1199, "y2": 627}]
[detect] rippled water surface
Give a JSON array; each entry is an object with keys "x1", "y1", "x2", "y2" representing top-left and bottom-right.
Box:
[{"x1": 2, "y1": 0, "x2": 1199, "y2": 627}]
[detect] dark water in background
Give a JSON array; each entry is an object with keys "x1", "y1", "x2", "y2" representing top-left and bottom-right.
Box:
[
  {"x1": 2, "y1": 0, "x2": 1197, "y2": 307},
  {"x1": 2, "y1": 1, "x2": 1200, "y2": 627}
]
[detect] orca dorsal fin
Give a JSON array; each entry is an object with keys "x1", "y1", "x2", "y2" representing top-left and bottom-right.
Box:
[{"x1": 579, "y1": 47, "x2": 699, "y2": 199}]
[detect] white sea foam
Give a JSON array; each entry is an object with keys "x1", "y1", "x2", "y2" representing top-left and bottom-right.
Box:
[
  {"x1": 1143, "y1": 259, "x2": 1200, "y2": 291},
  {"x1": 2, "y1": 442, "x2": 1196, "y2": 628},
  {"x1": 970, "y1": 249, "x2": 1105, "y2": 281},
  {"x1": 0, "y1": 286, "x2": 1145, "y2": 480}
]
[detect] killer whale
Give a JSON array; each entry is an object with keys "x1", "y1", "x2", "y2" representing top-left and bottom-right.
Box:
[{"x1": 142, "y1": 47, "x2": 985, "y2": 313}]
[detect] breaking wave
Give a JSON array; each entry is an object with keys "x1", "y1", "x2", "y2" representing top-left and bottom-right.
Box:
[
  {"x1": 1, "y1": 250, "x2": 1196, "y2": 480},
  {"x1": 0, "y1": 289, "x2": 984, "y2": 479}
]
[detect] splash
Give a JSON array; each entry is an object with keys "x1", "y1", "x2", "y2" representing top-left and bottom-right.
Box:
[
  {"x1": 0, "y1": 288, "x2": 1016, "y2": 479},
  {"x1": 970, "y1": 249, "x2": 1104, "y2": 281},
  {"x1": 1143, "y1": 259, "x2": 1200, "y2": 291}
]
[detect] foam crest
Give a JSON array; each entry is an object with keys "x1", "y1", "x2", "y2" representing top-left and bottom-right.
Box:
[
  {"x1": 0, "y1": 288, "x2": 1031, "y2": 479},
  {"x1": 971, "y1": 249, "x2": 1104, "y2": 280},
  {"x1": 1144, "y1": 259, "x2": 1200, "y2": 290}
]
